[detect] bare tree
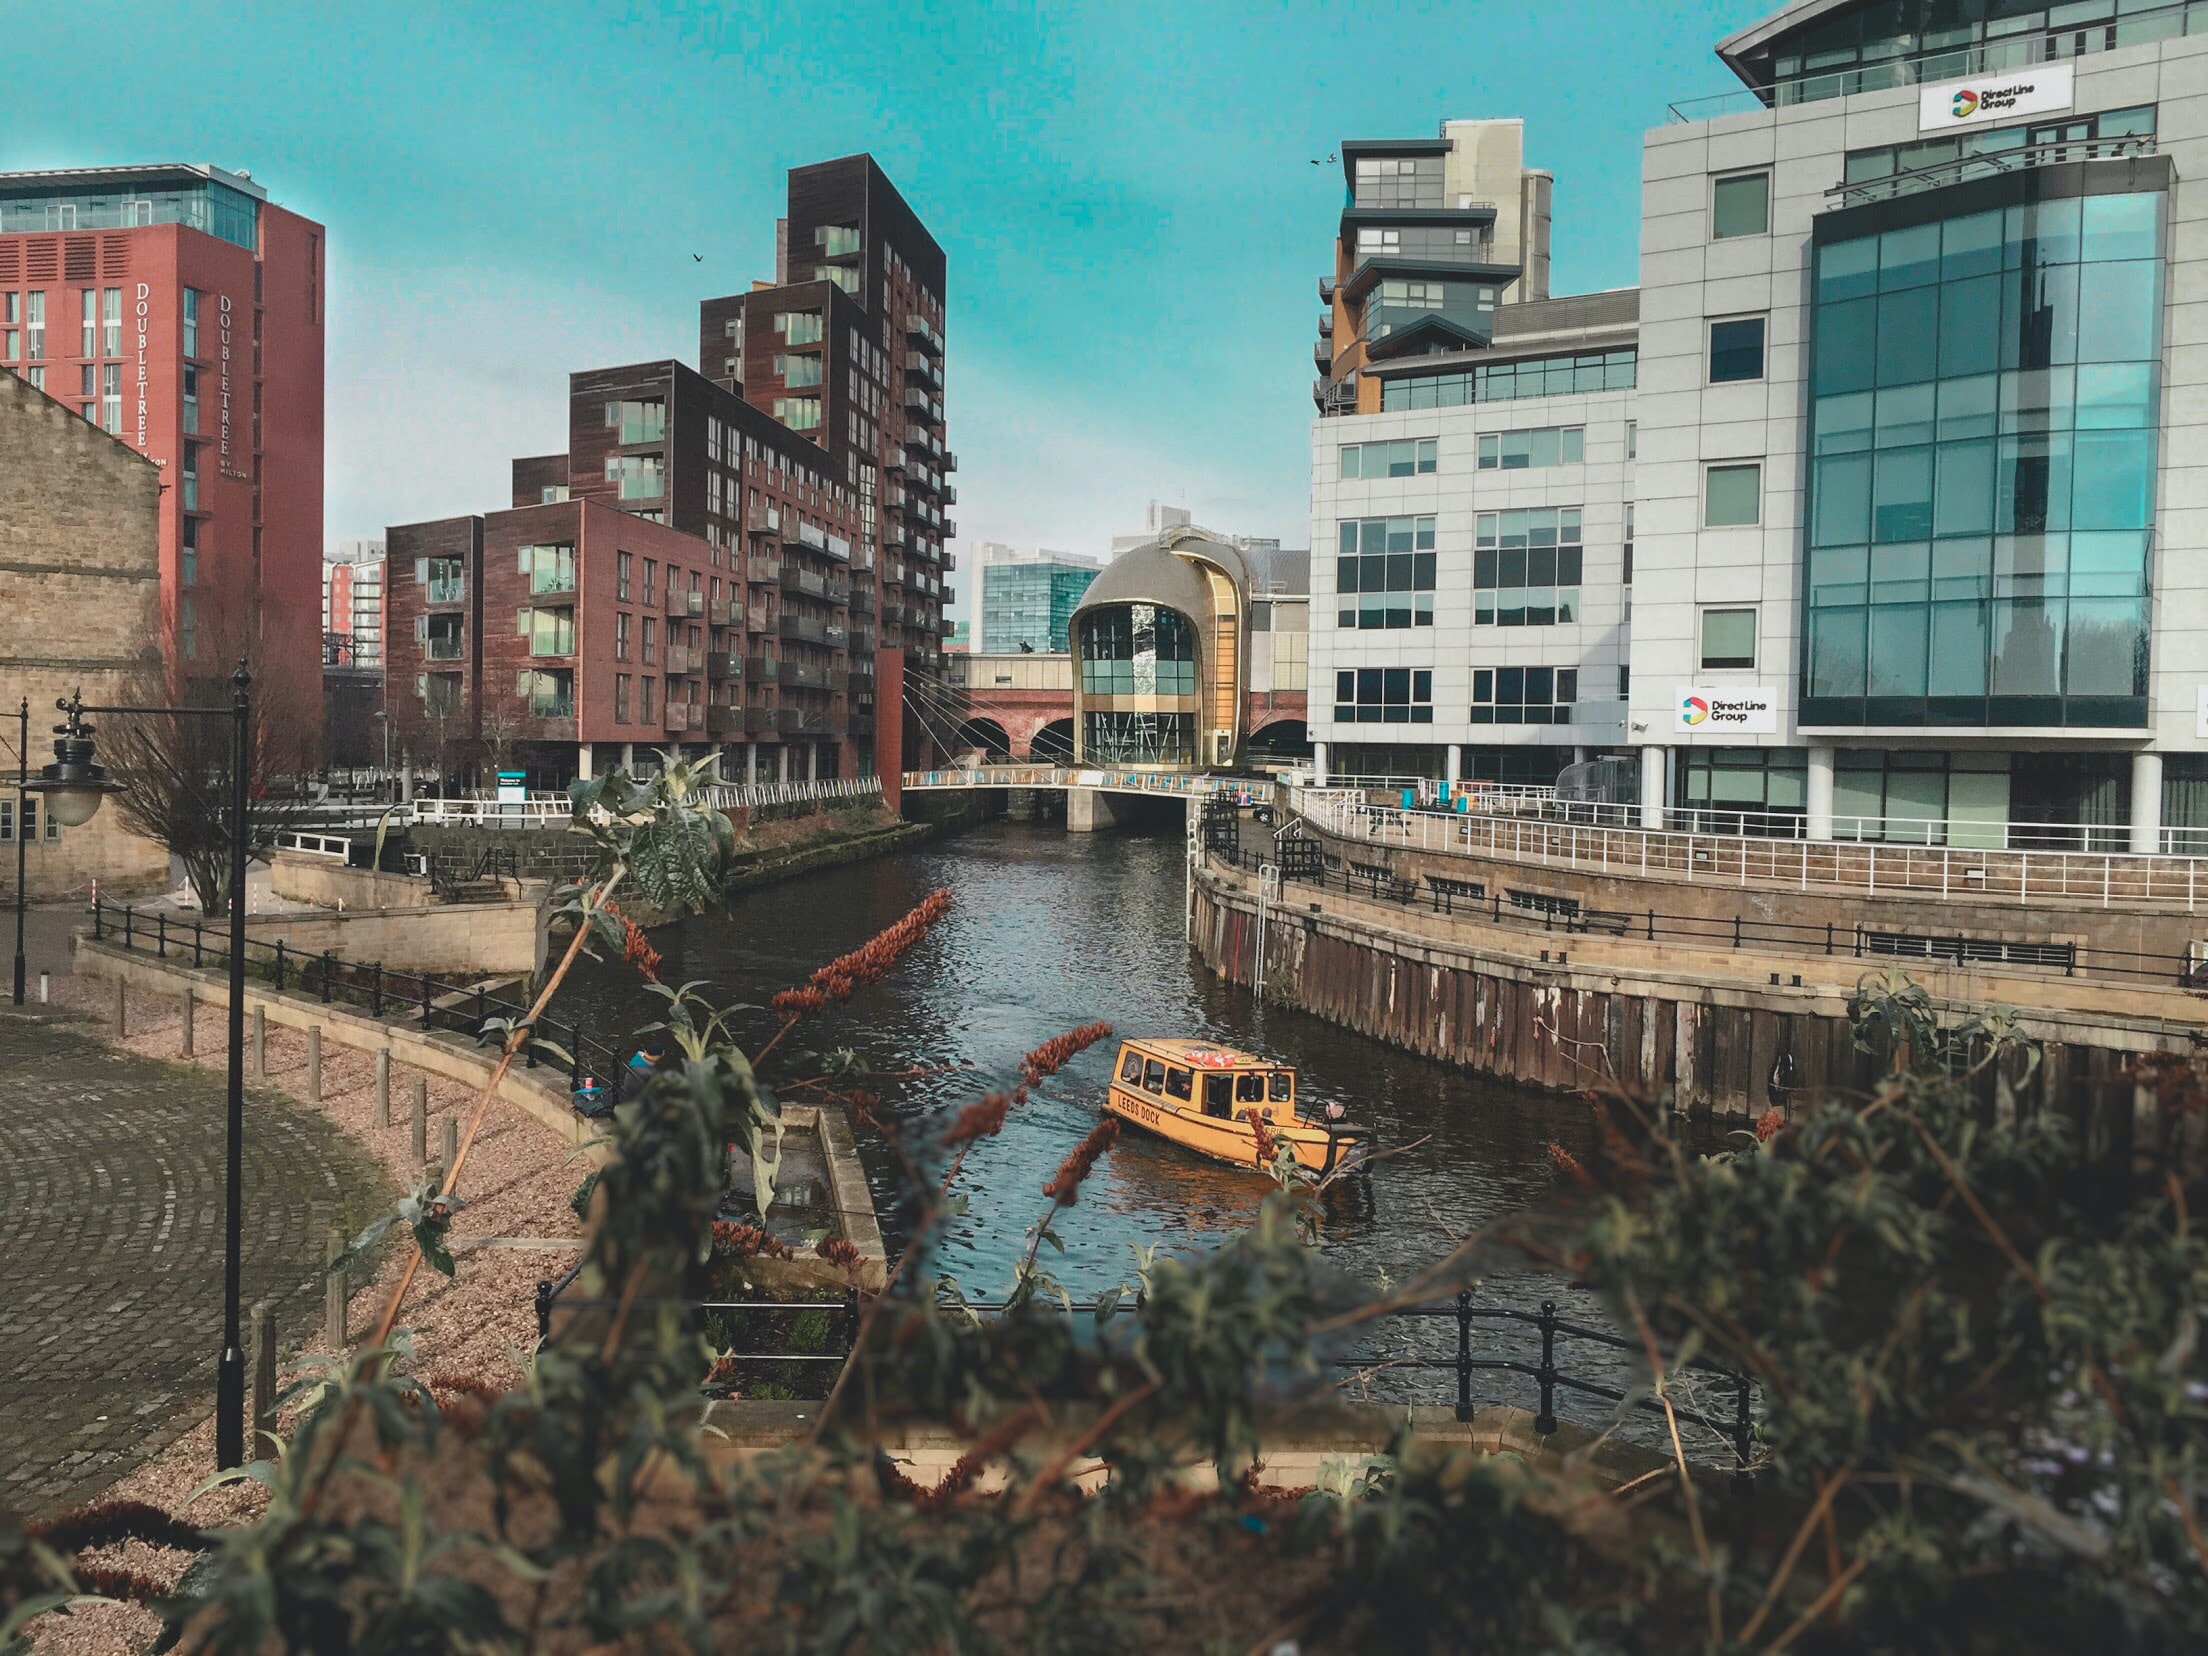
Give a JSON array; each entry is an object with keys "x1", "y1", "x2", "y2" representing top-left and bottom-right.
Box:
[
  {"x1": 97, "y1": 596, "x2": 319, "y2": 917},
  {"x1": 477, "y1": 696, "x2": 523, "y2": 791}
]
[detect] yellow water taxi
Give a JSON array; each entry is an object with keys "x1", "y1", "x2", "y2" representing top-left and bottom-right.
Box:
[{"x1": 1104, "y1": 1037, "x2": 1372, "y2": 1176}]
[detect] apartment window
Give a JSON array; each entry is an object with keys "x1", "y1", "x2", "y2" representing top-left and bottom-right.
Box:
[
  {"x1": 519, "y1": 605, "x2": 576, "y2": 657},
  {"x1": 605, "y1": 453, "x2": 663, "y2": 500},
  {"x1": 1335, "y1": 515, "x2": 1436, "y2": 630},
  {"x1": 614, "y1": 673, "x2": 631, "y2": 723},
  {"x1": 642, "y1": 616, "x2": 657, "y2": 664},
  {"x1": 776, "y1": 353, "x2": 823, "y2": 387},
  {"x1": 2, "y1": 291, "x2": 15, "y2": 360},
  {"x1": 1339, "y1": 438, "x2": 1436, "y2": 479},
  {"x1": 1708, "y1": 317, "x2": 1767, "y2": 384},
  {"x1": 1704, "y1": 462, "x2": 1763, "y2": 527},
  {"x1": 178, "y1": 445, "x2": 198, "y2": 512},
  {"x1": 519, "y1": 668, "x2": 573, "y2": 719},
  {"x1": 604, "y1": 398, "x2": 665, "y2": 444},
  {"x1": 102, "y1": 287, "x2": 120, "y2": 356},
  {"x1": 1626, "y1": 420, "x2": 1637, "y2": 460},
  {"x1": 416, "y1": 612, "x2": 464, "y2": 661},
  {"x1": 1332, "y1": 667, "x2": 1433, "y2": 725},
  {"x1": 420, "y1": 672, "x2": 461, "y2": 717},
  {"x1": 0, "y1": 797, "x2": 54, "y2": 842},
  {"x1": 1475, "y1": 508, "x2": 1583, "y2": 626},
  {"x1": 181, "y1": 516, "x2": 200, "y2": 584},
  {"x1": 1712, "y1": 172, "x2": 1770, "y2": 240},
  {"x1": 616, "y1": 549, "x2": 632, "y2": 602},
  {"x1": 615, "y1": 611, "x2": 632, "y2": 661},
  {"x1": 1701, "y1": 608, "x2": 1758, "y2": 671},
  {"x1": 539, "y1": 485, "x2": 570, "y2": 505},
  {"x1": 774, "y1": 395, "x2": 823, "y2": 431},
  {"x1": 182, "y1": 365, "x2": 199, "y2": 433},
  {"x1": 777, "y1": 310, "x2": 824, "y2": 345},
  {"x1": 1477, "y1": 425, "x2": 1585, "y2": 470},
  {"x1": 24, "y1": 367, "x2": 42, "y2": 391},
  {"x1": 183, "y1": 289, "x2": 199, "y2": 358},
  {"x1": 80, "y1": 364, "x2": 96, "y2": 399},
  {"x1": 81, "y1": 289, "x2": 97, "y2": 357},
  {"x1": 518, "y1": 542, "x2": 576, "y2": 595},
  {"x1": 415, "y1": 556, "x2": 465, "y2": 603},
  {"x1": 641, "y1": 559, "x2": 657, "y2": 606},
  {"x1": 25, "y1": 291, "x2": 45, "y2": 358},
  {"x1": 639, "y1": 676, "x2": 656, "y2": 722},
  {"x1": 1472, "y1": 667, "x2": 1579, "y2": 725},
  {"x1": 100, "y1": 363, "x2": 121, "y2": 432},
  {"x1": 814, "y1": 266, "x2": 858, "y2": 294}
]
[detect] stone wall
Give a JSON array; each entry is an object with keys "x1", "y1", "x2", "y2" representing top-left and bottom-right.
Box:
[
  {"x1": 0, "y1": 375, "x2": 169, "y2": 899},
  {"x1": 100, "y1": 895, "x2": 548, "y2": 977},
  {"x1": 269, "y1": 850, "x2": 442, "y2": 910}
]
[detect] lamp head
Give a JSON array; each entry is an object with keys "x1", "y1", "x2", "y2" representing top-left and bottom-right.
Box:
[{"x1": 26, "y1": 691, "x2": 121, "y2": 827}]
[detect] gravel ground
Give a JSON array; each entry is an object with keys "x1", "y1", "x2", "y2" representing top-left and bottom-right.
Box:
[{"x1": 30, "y1": 975, "x2": 586, "y2": 1655}]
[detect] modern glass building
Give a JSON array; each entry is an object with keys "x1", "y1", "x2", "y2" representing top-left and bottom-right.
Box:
[
  {"x1": 1069, "y1": 529, "x2": 1251, "y2": 768},
  {"x1": 1624, "y1": 0, "x2": 2208, "y2": 853},
  {"x1": 979, "y1": 555, "x2": 1099, "y2": 654}
]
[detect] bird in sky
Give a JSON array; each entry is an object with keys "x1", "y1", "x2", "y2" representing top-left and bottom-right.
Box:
[
  {"x1": 1309, "y1": 151, "x2": 1336, "y2": 165},
  {"x1": 692, "y1": 253, "x2": 703, "y2": 261}
]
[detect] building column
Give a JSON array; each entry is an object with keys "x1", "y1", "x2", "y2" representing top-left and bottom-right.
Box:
[
  {"x1": 1805, "y1": 744, "x2": 1835, "y2": 842},
  {"x1": 620, "y1": 743, "x2": 635, "y2": 772},
  {"x1": 1638, "y1": 745, "x2": 1668, "y2": 830},
  {"x1": 778, "y1": 745, "x2": 791, "y2": 782},
  {"x1": 2130, "y1": 749, "x2": 2164, "y2": 855},
  {"x1": 399, "y1": 758, "x2": 413, "y2": 804},
  {"x1": 807, "y1": 742, "x2": 819, "y2": 781},
  {"x1": 746, "y1": 741, "x2": 759, "y2": 784},
  {"x1": 1444, "y1": 745, "x2": 1463, "y2": 795},
  {"x1": 1312, "y1": 741, "x2": 1329, "y2": 787}
]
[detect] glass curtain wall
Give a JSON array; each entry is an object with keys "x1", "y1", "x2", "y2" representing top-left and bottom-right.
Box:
[
  {"x1": 1803, "y1": 185, "x2": 2163, "y2": 729},
  {"x1": 1077, "y1": 604, "x2": 1199, "y2": 764}
]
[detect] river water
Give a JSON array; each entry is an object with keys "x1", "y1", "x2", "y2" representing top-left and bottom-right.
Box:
[{"x1": 555, "y1": 820, "x2": 1609, "y2": 1312}]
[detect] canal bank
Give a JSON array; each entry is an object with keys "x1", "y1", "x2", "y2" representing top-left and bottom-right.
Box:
[{"x1": 1190, "y1": 853, "x2": 2197, "y2": 1167}]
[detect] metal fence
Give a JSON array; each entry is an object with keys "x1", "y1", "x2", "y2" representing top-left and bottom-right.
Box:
[
  {"x1": 534, "y1": 1275, "x2": 1755, "y2": 1466},
  {"x1": 903, "y1": 765, "x2": 1274, "y2": 803},
  {"x1": 89, "y1": 897, "x2": 639, "y2": 1104},
  {"x1": 1290, "y1": 787, "x2": 2208, "y2": 913}
]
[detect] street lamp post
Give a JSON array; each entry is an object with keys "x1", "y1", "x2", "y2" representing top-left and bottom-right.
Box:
[
  {"x1": 31, "y1": 661, "x2": 254, "y2": 1469},
  {"x1": 13, "y1": 698, "x2": 27, "y2": 1006}
]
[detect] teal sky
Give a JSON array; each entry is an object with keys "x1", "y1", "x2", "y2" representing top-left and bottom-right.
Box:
[{"x1": 5, "y1": 0, "x2": 1760, "y2": 624}]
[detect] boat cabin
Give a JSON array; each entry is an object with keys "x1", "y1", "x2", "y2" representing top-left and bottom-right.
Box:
[{"x1": 1115, "y1": 1039, "x2": 1297, "y2": 1123}]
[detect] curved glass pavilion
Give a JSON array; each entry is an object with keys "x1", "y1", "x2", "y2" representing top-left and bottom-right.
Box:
[{"x1": 1069, "y1": 530, "x2": 1251, "y2": 768}]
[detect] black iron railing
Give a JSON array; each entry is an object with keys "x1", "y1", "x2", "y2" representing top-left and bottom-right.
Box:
[{"x1": 90, "y1": 896, "x2": 633, "y2": 1109}]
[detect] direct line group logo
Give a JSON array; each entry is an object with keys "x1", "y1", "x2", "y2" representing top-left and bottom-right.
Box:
[
  {"x1": 1952, "y1": 89, "x2": 1981, "y2": 118},
  {"x1": 1680, "y1": 695, "x2": 1711, "y2": 726}
]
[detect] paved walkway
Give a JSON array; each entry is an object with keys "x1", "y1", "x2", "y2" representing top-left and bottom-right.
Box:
[{"x1": 0, "y1": 1003, "x2": 389, "y2": 1519}]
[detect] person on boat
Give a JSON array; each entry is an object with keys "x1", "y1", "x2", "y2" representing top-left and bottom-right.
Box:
[
  {"x1": 1325, "y1": 1101, "x2": 1345, "y2": 1124},
  {"x1": 628, "y1": 1045, "x2": 664, "y2": 1078}
]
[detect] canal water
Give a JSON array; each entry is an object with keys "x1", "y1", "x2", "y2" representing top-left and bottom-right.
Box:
[{"x1": 556, "y1": 820, "x2": 1607, "y2": 1312}]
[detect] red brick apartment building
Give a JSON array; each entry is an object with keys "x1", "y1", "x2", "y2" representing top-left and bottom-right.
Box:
[
  {"x1": 387, "y1": 154, "x2": 953, "y2": 787},
  {"x1": 0, "y1": 164, "x2": 326, "y2": 726}
]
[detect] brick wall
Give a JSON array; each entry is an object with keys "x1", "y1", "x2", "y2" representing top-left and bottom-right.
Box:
[{"x1": 0, "y1": 375, "x2": 170, "y2": 899}]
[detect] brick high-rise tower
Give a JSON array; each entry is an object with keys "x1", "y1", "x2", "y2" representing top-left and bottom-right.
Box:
[{"x1": 0, "y1": 164, "x2": 326, "y2": 723}]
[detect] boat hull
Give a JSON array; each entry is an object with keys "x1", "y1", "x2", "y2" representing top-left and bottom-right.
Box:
[{"x1": 1105, "y1": 1082, "x2": 1364, "y2": 1176}]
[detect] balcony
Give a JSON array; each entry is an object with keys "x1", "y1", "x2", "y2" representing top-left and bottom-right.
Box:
[
  {"x1": 667, "y1": 587, "x2": 703, "y2": 617},
  {"x1": 1318, "y1": 310, "x2": 1333, "y2": 337},
  {"x1": 746, "y1": 705, "x2": 803, "y2": 736},
  {"x1": 848, "y1": 711, "x2": 874, "y2": 737},
  {"x1": 942, "y1": 450, "x2": 957, "y2": 473},
  {"x1": 706, "y1": 702, "x2": 743, "y2": 736},
  {"x1": 943, "y1": 584, "x2": 956, "y2": 607},
  {"x1": 942, "y1": 517, "x2": 957, "y2": 538},
  {"x1": 1319, "y1": 276, "x2": 1335, "y2": 304},
  {"x1": 825, "y1": 623, "x2": 849, "y2": 649},
  {"x1": 706, "y1": 650, "x2": 738, "y2": 680},
  {"x1": 664, "y1": 644, "x2": 699, "y2": 676},
  {"x1": 848, "y1": 583, "x2": 876, "y2": 615},
  {"x1": 747, "y1": 503, "x2": 782, "y2": 539},
  {"x1": 745, "y1": 654, "x2": 778, "y2": 684},
  {"x1": 905, "y1": 314, "x2": 944, "y2": 355},
  {"x1": 1314, "y1": 338, "x2": 1331, "y2": 371},
  {"x1": 747, "y1": 555, "x2": 780, "y2": 584},
  {"x1": 905, "y1": 350, "x2": 939, "y2": 386},
  {"x1": 779, "y1": 611, "x2": 829, "y2": 646},
  {"x1": 780, "y1": 564, "x2": 829, "y2": 599},
  {"x1": 1826, "y1": 134, "x2": 2157, "y2": 209},
  {"x1": 527, "y1": 696, "x2": 575, "y2": 722},
  {"x1": 663, "y1": 702, "x2": 698, "y2": 734},
  {"x1": 779, "y1": 659, "x2": 833, "y2": 690},
  {"x1": 942, "y1": 482, "x2": 957, "y2": 505},
  {"x1": 708, "y1": 598, "x2": 737, "y2": 628},
  {"x1": 846, "y1": 666, "x2": 875, "y2": 694}
]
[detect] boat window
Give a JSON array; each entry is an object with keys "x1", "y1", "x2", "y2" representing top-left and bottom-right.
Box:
[
  {"x1": 1120, "y1": 1051, "x2": 1142, "y2": 1084},
  {"x1": 1204, "y1": 1074, "x2": 1234, "y2": 1119},
  {"x1": 1269, "y1": 1072, "x2": 1294, "y2": 1104},
  {"x1": 1165, "y1": 1067, "x2": 1193, "y2": 1101},
  {"x1": 1236, "y1": 1073, "x2": 1265, "y2": 1103},
  {"x1": 1143, "y1": 1058, "x2": 1165, "y2": 1092}
]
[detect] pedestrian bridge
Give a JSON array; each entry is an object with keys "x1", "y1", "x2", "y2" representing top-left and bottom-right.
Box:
[{"x1": 900, "y1": 768, "x2": 1280, "y2": 825}]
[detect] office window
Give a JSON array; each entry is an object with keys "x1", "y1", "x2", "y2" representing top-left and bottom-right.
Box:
[
  {"x1": 1712, "y1": 172, "x2": 1770, "y2": 239},
  {"x1": 1381, "y1": 349, "x2": 1637, "y2": 410},
  {"x1": 1339, "y1": 438, "x2": 1436, "y2": 479},
  {"x1": 100, "y1": 363, "x2": 121, "y2": 432},
  {"x1": 1704, "y1": 463, "x2": 1762, "y2": 527},
  {"x1": 182, "y1": 365, "x2": 198, "y2": 433},
  {"x1": 1622, "y1": 503, "x2": 1634, "y2": 584},
  {"x1": 2, "y1": 292, "x2": 15, "y2": 360},
  {"x1": 1626, "y1": 420, "x2": 1637, "y2": 460},
  {"x1": 1332, "y1": 667, "x2": 1433, "y2": 725},
  {"x1": 25, "y1": 367, "x2": 42, "y2": 391},
  {"x1": 614, "y1": 673, "x2": 631, "y2": 723},
  {"x1": 1709, "y1": 317, "x2": 1767, "y2": 384},
  {"x1": 80, "y1": 364, "x2": 96, "y2": 398},
  {"x1": 102, "y1": 287, "x2": 120, "y2": 356},
  {"x1": 1471, "y1": 667, "x2": 1578, "y2": 725},
  {"x1": 1475, "y1": 508, "x2": 1583, "y2": 626},
  {"x1": 25, "y1": 291, "x2": 45, "y2": 358},
  {"x1": 182, "y1": 288, "x2": 200, "y2": 357},
  {"x1": 1477, "y1": 425, "x2": 1585, "y2": 470},
  {"x1": 616, "y1": 549, "x2": 632, "y2": 602},
  {"x1": 81, "y1": 289, "x2": 97, "y2": 357},
  {"x1": 615, "y1": 610, "x2": 631, "y2": 661},
  {"x1": 1701, "y1": 608, "x2": 1758, "y2": 670},
  {"x1": 1334, "y1": 515, "x2": 1436, "y2": 630}
]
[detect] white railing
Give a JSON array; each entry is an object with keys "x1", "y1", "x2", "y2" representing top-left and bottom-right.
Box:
[
  {"x1": 701, "y1": 776, "x2": 884, "y2": 811},
  {"x1": 904, "y1": 765, "x2": 1275, "y2": 803},
  {"x1": 408, "y1": 798, "x2": 578, "y2": 828},
  {"x1": 274, "y1": 831, "x2": 354, "y2": 861},
  {"x1": 1288, "y1": 787, "x2": 2208, "y2": 912}
]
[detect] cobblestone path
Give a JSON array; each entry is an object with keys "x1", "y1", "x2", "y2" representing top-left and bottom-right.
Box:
[{"x1": 0, "y1": 1005, "x2": 389, "y2": 1519}]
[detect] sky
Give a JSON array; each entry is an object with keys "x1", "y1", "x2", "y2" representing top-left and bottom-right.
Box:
[{"x1": 4, "y1": 0, "x2": 1759, "y2": 631}]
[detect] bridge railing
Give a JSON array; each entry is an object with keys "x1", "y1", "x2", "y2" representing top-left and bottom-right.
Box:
[{"x1": 904, "y1": 765, "x2": 1274, "y2": 803}]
